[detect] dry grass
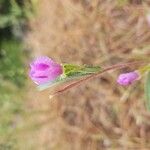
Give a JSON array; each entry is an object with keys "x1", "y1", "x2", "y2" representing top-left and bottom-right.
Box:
[{"x1": 25, "y1": 0, "x2": 150, "y2": 149}]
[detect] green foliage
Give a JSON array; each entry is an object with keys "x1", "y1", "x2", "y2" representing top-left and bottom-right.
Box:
[
  {"x1": 0, "y1": 70, "x2": 25, "y2": 149},
  {"x1": 0, "y1": 84, "x2": 23, "y2": 134},
  {"x1": 0, "y1": 38, "x2": 26, "y2": 87},
  {"x1": 0, "y1": 0, "x2": 35, "y2": 87},
  {"x1": 145, "y1": 71, "x2": 150, "y2": 111},
  {"x1": 0, "y1": 0, "x2": 35, "y2": 148},
  {"x1": 0, "y1": 37, "x2": 26, "y2": 150},
  {"x1": 0, "y1": 0, "x2": 35, "y2": 28},
  {"x1": 0, "y1": 141, "x2": 15, "y2": 150}
]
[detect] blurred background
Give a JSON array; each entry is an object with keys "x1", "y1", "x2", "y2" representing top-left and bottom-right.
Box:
[{"x1": 0, "y1": 0, "x2": 150, "y2": 149}]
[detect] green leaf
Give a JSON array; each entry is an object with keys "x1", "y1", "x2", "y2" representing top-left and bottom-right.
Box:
[
  {"x1": 145, "y1": 71, "x2": 150, "y2": 111},
  {"x1": 38, "y1": 64, "x2": 101, "y2": 91},
  {"x1": 63, "y1": 64, "x2": 101, "y2": 77}
]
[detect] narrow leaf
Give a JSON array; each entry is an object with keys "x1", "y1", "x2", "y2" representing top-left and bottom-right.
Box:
[
  {"x1": 38, "y1": 64, "x2": 101, "y2": 91},
  {"x1": 63, "y1": 64, "x2": 101, "y2": 77}
]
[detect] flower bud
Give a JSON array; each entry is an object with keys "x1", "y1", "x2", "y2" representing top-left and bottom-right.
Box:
[
  {"x1": 29, "y1": 56, "x2": 63, "y2": 85},
  {"x1": 117, "y1": 71, "x2": 139, "y2": 86}
]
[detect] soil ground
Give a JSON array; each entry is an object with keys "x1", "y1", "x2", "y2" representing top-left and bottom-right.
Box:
[{"x1": 25, "y1": 0, "x2": 150, "y2": 149}]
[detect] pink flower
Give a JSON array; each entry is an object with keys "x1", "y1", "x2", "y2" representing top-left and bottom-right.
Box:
[
  {"x1": 117, "y1": 71, "x2": 139, "y2": 86},
  {"x1": 29, "y1": 56, "x2": 63, "y2": 85}
]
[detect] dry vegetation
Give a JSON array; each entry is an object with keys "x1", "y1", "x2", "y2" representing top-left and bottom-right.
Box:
[{"x1": 25, "y1": 0, "x2": 150, "y2": 149}]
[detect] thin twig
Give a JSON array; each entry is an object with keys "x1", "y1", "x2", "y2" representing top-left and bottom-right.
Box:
[{"x1": 50, "y1": 61, "x2": 148, "y2": 98}]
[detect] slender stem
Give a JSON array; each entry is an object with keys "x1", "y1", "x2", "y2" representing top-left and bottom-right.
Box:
[{"x1": 50, "y1": 61, "x2": 149, "y2": 98}]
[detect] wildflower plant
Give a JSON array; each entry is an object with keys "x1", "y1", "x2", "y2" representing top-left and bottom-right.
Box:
[{"x1": 29, "y1": 56, "x2": 150, "y2": 110}]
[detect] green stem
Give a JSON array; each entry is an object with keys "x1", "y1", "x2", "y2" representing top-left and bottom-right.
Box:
[{"x1": 50, "y1": 61, "x2": 148, "y2": 98}]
